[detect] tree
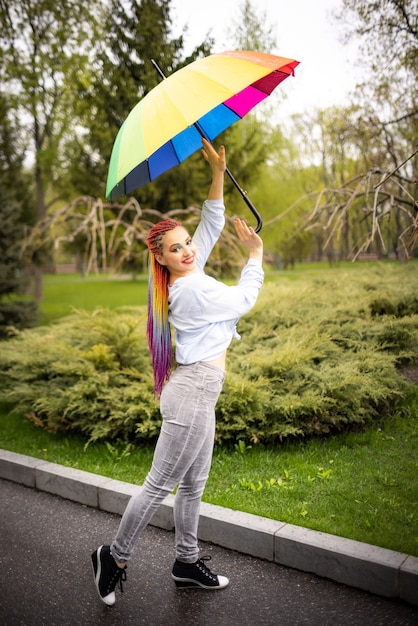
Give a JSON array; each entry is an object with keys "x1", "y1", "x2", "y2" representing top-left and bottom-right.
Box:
[
  {"x1": 228, "y1": 0, "x2": 276, "y2": 52},
  {"x1": 336, "y1": 0, "x2": 417, "y2": 79},
  {"x1": 0, "y1": 93, "x2": 38, "y2": 334},
  {"x1": 0, "y1": 92, "x2": 34, "y2": 223},
  {"x1": 0, "y1": 185, "x2": 38, "y2": 336},
  {"x1": 220, "y1": 0, "x2": 284, "y2": 226},
  {"x1": 334, "y1": 0, "x2": 417, "y2": 177},
  {"x1": 67, "y1": 0, "x2": 214, "y2": 212},
  {"x1": 0, "y1": 0, "x2": 98, "y2": 298},
  {"x1": 291, "y1": 0, "x2": 418, "y2": 261}
]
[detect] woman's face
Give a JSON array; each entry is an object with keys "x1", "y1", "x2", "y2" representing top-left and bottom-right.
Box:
[{"x1": 156, "y1": 226, "x2": 197, "y2": 282}]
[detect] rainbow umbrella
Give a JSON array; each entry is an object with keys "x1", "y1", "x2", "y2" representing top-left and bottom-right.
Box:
[{"x1": 106, "y1": 50, "x2": 299, "y2": 232}]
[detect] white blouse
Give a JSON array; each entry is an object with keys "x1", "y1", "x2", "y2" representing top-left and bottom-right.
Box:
[{"x1": 168, "y1": 199, "x2": 264, "y2": 365}]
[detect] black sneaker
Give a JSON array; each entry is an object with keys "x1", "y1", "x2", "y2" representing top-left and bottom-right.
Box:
[
  {"x1": 172, "y1": 556, "x2": 229, "y2": 589},
  {"x1": 91, "y1": 545, "x2": 127, "y2": 606}
]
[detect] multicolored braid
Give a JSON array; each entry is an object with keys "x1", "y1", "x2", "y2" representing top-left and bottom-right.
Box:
[{"x1": 146, "y1": 219, "x2": 182, "y2": 396}]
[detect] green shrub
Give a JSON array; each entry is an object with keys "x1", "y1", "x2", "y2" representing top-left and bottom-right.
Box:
[
  {"x1": 0, "y1": 308, "x2": 160, "y2": 443},
  {"x1": 0, "y1": 265, "x2": 417, "y2": 444},
  {"x1": 370, "y1": 294, "x2": 418, "y2": 317}
]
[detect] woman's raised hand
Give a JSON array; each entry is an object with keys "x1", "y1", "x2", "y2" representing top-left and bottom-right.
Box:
[{"x1": 201, "y1": 138, "x2": 226, "y2": 174}]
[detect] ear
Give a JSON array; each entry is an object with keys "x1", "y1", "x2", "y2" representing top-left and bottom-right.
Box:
[{"x1": 156, "y1": 254, "x2": 166, "y2": 266}]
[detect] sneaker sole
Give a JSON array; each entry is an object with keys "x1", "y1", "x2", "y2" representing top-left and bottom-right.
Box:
[
  {"x1": 172, "y1": 575, "x2": 229, "y2": 590},
  {"x1": 91, "y1": 546, "x2": 116, "y2": 606}
]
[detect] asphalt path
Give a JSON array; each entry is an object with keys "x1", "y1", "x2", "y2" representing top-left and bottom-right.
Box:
[{"x1": 1, "y1": 478, "x2": 417, "y2": 626}]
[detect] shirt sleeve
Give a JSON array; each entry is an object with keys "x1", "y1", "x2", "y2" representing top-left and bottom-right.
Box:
[
  {"x1": 192, "y1": 199, "x2": 226, "y2": 271},
  {"x1": 174, "y1": 259, "x2": 264, "y2": 327}
]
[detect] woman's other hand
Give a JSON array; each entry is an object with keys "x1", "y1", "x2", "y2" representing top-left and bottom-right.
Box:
[{"x1": 233, "y1": 218, "x2": 263, "y2": 265}]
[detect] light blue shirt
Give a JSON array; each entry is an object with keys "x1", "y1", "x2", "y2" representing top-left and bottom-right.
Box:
[{"x1": 168, "y1": 199, "x2": 264, "y2": 365}]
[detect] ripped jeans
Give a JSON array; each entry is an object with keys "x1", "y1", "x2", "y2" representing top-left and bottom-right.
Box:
[{"x1": 111, "y1": 362, "x2": 225, "y2": 564}]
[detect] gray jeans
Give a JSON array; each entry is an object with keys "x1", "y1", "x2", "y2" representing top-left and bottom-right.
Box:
[{"x1": 111, "y1": 362, "x2": 225, "y2": 564}]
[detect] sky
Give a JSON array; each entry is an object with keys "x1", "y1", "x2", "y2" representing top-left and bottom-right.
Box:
[{"x1": 170, "y1": 0, "x2": 360, "y2": 118}]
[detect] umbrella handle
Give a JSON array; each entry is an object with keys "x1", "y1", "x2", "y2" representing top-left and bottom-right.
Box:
[{"x1": 225, "y1": 167, "x2": 263, "y2": 233}]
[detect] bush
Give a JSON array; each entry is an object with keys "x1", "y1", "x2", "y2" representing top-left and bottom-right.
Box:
[
  {"x1": 0, "y1": 265, "x2": 417, "y2": 444},
  {"x1": 0, "y1": 300, "x2": 38, "y2": 337},
  {"x1": 0, "y1": 308, "x2": 160, "y2": 443}
]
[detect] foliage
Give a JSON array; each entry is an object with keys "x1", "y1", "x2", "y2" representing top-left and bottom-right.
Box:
[
  {"x1": 0, "y1": 265, "x2": 416, "y2": 444},
  {"x1": 0, "y1": 0, "x2": 97, "y2": 214},
  {"x1": 0, "y1": 308, "x2": 160, "y2": 442},
  {"x1": 0, "y1": 186, "x2": 38, "y2": 336},
  {"x1": 216, "y1": 264, "x2": 418, "y2": 442},
  {"x1": 336, "y1": 0, "x2": 417, "y2": 79},
  {"x1": 67, "y1": 0, "x2": 207, "y2": 202}
]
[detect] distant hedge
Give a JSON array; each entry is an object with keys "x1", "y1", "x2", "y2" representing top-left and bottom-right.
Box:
[{"x1": 0, "y1": 264, "x2": 417, "y2": 445}]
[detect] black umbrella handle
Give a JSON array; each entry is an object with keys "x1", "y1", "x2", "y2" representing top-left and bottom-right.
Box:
[
  {"x1": 151, "y1": 58, "x2": 263, "y2": 233},
  {"x1": 225, "y1": 168, "x2": 263, "y2": 233}
]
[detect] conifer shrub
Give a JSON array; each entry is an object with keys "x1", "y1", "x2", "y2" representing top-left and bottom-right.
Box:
[
  {"x1": 0, "y1": 265, "x2": 417, "y2": 445},
  {"x1": 0, "y1": 308, "x2": 160, "y2": 442}
]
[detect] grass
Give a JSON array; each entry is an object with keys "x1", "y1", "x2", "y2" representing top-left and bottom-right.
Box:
[
  {"x1": 2, "y1": 261, "x2": 417, "y2": 556},
  {"x1": 40, "y1": 273, "x2": 149, "y2": 322}
]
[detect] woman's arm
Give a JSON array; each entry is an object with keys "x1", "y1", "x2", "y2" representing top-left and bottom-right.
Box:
[{"x1": 191, "y1": 140, "x2": 227, "y2": 270}]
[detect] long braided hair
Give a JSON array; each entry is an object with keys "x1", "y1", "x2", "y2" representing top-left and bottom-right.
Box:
[{"x1": 146, "y1": 219, "x2": 182, "y2": 396}]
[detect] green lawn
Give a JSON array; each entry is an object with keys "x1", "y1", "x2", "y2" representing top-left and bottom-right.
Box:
[{"x1": 41, "y1": 273, "x2": 149, "y2": 322}]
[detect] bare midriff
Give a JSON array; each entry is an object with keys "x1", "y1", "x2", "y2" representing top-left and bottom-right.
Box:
[{"x1": 205, "y1": 351, "x2": 226, "y2": 371}]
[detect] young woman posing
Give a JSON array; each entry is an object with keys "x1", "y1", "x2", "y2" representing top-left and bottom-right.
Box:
[{"x1": 91, "y1": 139, "x2": 264, "y2": 606}]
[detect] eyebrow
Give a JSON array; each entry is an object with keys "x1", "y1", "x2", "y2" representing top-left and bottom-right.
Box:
[{"x1": 168, "y1": 235, "x2": 191, "y2": 250}]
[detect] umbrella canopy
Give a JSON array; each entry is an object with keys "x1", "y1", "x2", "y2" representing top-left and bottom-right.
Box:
[{"x1": 106, "y1": 50, "x2": 299, "y2": 202}]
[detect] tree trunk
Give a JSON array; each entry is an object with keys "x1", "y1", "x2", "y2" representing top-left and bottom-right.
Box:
[
  {"x1": 34, "y1": 158, "x2": 46, "y2": 302},
  {"x1": 33, "y1": 265, "x2": 43, "y2": 301}
]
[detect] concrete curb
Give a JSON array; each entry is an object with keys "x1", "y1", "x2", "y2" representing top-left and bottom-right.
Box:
[{"x1": 1, "y1": 449, "x2": 416, "y2": 606}]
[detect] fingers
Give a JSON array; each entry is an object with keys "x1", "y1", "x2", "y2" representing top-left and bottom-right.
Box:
[
  {"x1": 234, "y1": 218, "x2": 263, "y2": 247},
  {"x1": 201, "y1": 138, "x2": 225, "y2": 165},
  {"x1": 233, "y1": 218, "x2": 254, "y2": 241}
]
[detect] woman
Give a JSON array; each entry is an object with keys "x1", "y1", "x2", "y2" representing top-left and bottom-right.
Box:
[{"x1": 91, "y1": 139, "x2": 264, "y2": 606}]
